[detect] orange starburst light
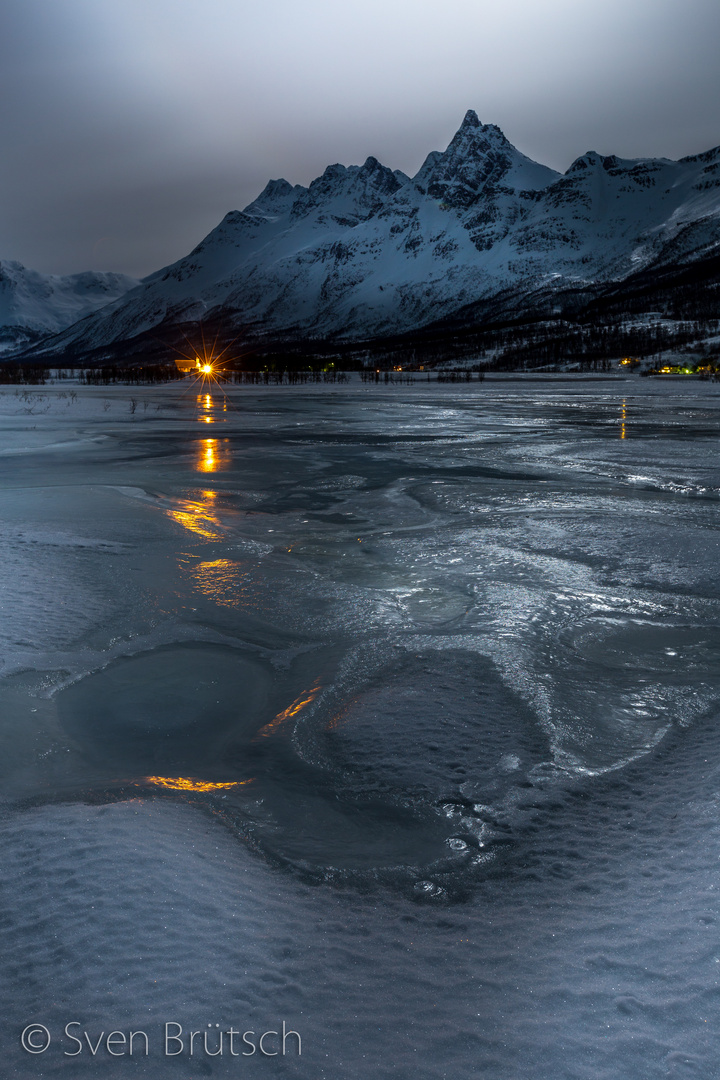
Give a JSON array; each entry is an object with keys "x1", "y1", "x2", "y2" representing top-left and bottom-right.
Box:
[{"x1": 171, "y1": 325, "x2": 241, "y2": 388}]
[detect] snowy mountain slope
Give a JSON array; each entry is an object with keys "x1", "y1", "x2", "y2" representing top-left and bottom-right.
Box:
[
  {"x1": 0, "y1": 262, "x2": 140, "y2": 350},
  {"x1": 25, "y1": 110, "x2": 720, "y2": 356}
]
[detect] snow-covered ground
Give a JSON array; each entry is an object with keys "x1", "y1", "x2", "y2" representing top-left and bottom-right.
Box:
[{"x1": 0, "y1": 379, "x2": 719, "y2": 1077}]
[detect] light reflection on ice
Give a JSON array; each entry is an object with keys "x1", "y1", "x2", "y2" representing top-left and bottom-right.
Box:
[
  {"x1": 145, "y1": 775, "x2": 253, "y2": 791},
  {"x1": 195, "y1": 436, "x2": 232, "y2": 472},
  {"x1": 255, "y1": 682, "x2": 322, "y2": 739},
  {"x1": 165, "y1": 495, "x2": 224, "y2": 539}
]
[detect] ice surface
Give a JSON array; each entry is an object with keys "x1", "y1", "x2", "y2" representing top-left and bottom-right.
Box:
[{"x1": 0, "y1": 378, "x2": 719, "y2": 1077}]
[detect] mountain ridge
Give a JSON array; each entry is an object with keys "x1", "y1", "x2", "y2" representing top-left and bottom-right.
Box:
[
  {"x1": 0, "y1": 261, "x2": 140, "y2": 352},
  {"x1": 12, "y1": 112, "x2": 720, "y2": 362}
]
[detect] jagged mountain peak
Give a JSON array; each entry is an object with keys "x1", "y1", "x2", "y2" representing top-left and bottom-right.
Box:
[
  {"x1": 260, "y1": 177, "x2": 294, "y2": 198},
  {"x1": 20, "y1": 113, "x2": 720, "y2": 360},
  {"x1": 413, "y1": 150, "x2": 444, "y2": 185},
  {"x1": 360, "y1": 155, "x2": 389, "y2": 175},
  {"x1": 0, "y1": 259, "x2": 23, "y2": 275},
  {"x1": 460, "y1": 108, "x2": 481, "y2": 129},
  {"x1": 566, "y1": 151, "x2": 604, "y2": 173},
  {"x1": 415, "y1": 113, "x2": 558, "y2": 205},
  {"x1": 679, "y1": 144, "x2": 720, "y2": 165},
  {"x1": 289, "y1": 154, "x2": 403, "y2": 222},
  {"x1": 254, "y1": 177, "x2": 296, "y2": 202},
  {"x1": 455, "y1": 109, "x2": 510, "y2": 144},
  {"x1": 242, "y1": 178, "x2": 306, "y2": 221},
  {"x1": 454, "y1": 114, "x2": 507, "y2": 145},
  {"x1": 565, "y1": 149, "x2": 680, "y2": 179}
]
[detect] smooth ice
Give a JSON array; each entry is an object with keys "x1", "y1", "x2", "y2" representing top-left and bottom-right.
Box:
[{"x1": 0, "y1": 378, "x2": 719, "y2": 1078}]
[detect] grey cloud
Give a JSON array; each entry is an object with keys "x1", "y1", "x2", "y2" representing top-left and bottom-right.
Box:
[{"x1": 1, "y1": 0, "x2": 718, "y2": 276}]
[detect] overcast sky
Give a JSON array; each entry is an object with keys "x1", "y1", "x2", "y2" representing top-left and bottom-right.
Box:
[{"x1": 1, "y1": 0, "x2": 719, "y2": 278}]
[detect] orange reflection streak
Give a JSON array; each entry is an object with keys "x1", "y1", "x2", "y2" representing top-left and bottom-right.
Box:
[
  {"x1": 166, "y1": 498, "x2": 224, "y2": 539},
  {"x1": 255, "y1": 681, "x2": 322, "y2": 740},
  {"x1": 198, "y1": 393, "x2": 215, "y2": 423},
  {"x1": 190, "y1": 558, "x2": 268, "y2": 611},
  {"x1": 620, "y1": 398, "x2": 627, "y2": 440},
  {"x1": 198, "y1": 438, "x2": 217, "y2": 472},
  {"x1": 193, "y1": 558, "x2": 248, "y2": 603},
  {"x1": 196, "y1": 437, "x2": 231, "y2": 474},
  {"x1": 325, "y1": 698, "x2": 357, "y2": 732},
  {"x1": 145, "y1": 776, "x2": 252, "y2": 792}
]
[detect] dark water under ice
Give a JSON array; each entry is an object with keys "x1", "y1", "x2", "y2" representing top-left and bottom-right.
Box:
[{"x1": 0, "y1": 378, "x2": 719, "y2": 1078}]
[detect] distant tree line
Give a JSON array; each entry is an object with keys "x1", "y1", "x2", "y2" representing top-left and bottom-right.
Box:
[
  {"x1": 226, "y1": 368, "x2": 351, "y2": 384},
  {"x1": 0, "y1": 362, "x2": 50, "y2": 384},
  {"x1": 79, "y1": 364, "x2": 182, "y2": 384}
]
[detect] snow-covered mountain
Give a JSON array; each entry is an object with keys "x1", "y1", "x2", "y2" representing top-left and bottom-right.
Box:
[
  {"x1": 0, "y1": 262, "x2": 140, "y2": 352},
  {"x1": 23, "y1": 111, "x2": 720, "y2": 356}
]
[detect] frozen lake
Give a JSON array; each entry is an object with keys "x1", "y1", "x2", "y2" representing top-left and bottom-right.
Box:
[{"x1": 1, "y1": 376, "x2": 719, "y2": 1078}]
